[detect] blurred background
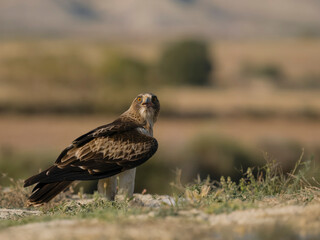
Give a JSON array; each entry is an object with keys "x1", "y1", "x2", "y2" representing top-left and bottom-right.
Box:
[{"x1": 0, "y1": 0, "x2": 320, "y2": 194}]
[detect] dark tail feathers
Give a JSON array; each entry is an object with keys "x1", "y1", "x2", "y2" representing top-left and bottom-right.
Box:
[
  {"x1": 25, "y1": 169, "x2": 72, "y2": 206},
  {"x1": 24, "y1": 168, "x2": 51, "y2": 188},
  {"x1": 26, "y1": 181, "x2": 72, "y2": 206}
]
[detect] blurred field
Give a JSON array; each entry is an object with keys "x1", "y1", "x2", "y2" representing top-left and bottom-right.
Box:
[
  {"x1": 1, "y1": 2, "x2": 320, "y2": 239},
  {"x1": 0, "y1": 115, "x2": 319, "y2": 153},
  {"x1": 0, "y1": 113, "x2": 319, "y2": 192},
  {"x1": 1, "y1": 39, "x2": 320, "y2": 115},
  {"x1": 215, "y1": 39, "x2": 320, "y2": 85},
  {"x1": 1, "y1": 39, "x2": 320, "y2": 81},
  {"x1": 0, "y1": 38, "x2": 320, "y2": 193}
]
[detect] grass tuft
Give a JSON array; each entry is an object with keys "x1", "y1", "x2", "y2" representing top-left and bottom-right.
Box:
[
  {"x1": 0, "y1": 152, "x2": 319, "y2": 229},
  {"x1": 170, "y1": 150, "x2": 319, "y2": 213}
]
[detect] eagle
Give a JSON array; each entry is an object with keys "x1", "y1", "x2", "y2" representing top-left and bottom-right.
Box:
[{"x1": 24, "y1": 93, "x2": 160, "y2": 205}]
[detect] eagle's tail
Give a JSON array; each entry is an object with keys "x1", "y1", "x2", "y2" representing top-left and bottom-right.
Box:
[
  {"x1": 26, "y1": 181, "x2": 72, "y2": 206},
  {"x1": 24, "y1": 167, "x2": 52, "y2": 188}
]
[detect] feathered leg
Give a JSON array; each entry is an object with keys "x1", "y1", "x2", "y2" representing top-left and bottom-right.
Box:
[
  {"x1": 118, "y1": 168, "x2": 136, "y2": 197},
  {"x1": 98, "y1": 177, "x2": 117, "y2": 201},
  {"x1": 97, "y1": 168, "x2": 136, "y2": 200}
]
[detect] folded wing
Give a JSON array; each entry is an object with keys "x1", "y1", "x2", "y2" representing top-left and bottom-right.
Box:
[{"x1": 25, "y1": 128, "x2": 157, "y2": 187}]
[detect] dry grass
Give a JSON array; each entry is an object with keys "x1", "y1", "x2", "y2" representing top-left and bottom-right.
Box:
[{"x1": 0, "y1": 157, "x2": 320, "y2": 239}]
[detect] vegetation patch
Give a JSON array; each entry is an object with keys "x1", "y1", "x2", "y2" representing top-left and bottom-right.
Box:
[{"x1": 0, "y1": 151, "x2": 318, "y2": 230}]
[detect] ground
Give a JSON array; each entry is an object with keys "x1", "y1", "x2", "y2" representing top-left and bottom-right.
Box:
[{"x1": 0, "y1": 193, "x2": 320, "y2": 240}]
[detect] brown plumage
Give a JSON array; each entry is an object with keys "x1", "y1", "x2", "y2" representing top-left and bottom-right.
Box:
[{"x1": 24, "y1": 93, "x2": 160, "y2": 205}]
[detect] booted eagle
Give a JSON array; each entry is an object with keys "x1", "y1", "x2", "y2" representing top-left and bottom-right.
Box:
[{"x1": 24, "y1": 93, "x2": 160, "y2": 205}]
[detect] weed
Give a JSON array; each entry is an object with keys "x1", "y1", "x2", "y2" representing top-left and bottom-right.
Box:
[
  {"x1": 171, "y1": 150, "x2": 319, "y2": 213},
  {"x1": 0, "y1": 151, "x2": 318, "y2": 231},
  {"x1": 0, "y1": 175, "x2": 30, "y2": 208}
]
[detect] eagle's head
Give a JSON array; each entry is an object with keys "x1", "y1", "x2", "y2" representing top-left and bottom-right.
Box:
[{"x1": 128, "y1": 93, "x2": 160, "y2": 126}]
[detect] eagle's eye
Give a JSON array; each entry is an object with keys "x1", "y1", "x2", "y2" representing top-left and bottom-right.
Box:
[{"x1": 137, "y1": 97, "x2": 142, "y2": 103}]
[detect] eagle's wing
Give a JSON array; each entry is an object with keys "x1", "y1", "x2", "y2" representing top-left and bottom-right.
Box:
[
  {"x1": 70, "y1": 118, "x2": 140, "y2": 147},
  {"x1": 24, "y1": 120, "x2": 158, "y2": 186}
]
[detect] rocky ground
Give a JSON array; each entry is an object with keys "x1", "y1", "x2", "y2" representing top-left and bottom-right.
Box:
[{"x1": 0, "y1": 194, "x2": 320, "y2": 240}]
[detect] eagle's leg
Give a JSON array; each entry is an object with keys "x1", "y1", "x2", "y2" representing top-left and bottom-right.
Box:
[
  {"x1": 117, "y1": 168, "x2": 136, "y2": 198},
  {"x1": 97, "y1": 168, "x2": 136, "y2": 200},
  {"x1": 98, "y1": 176, "x2": 117, "y2": 201}
]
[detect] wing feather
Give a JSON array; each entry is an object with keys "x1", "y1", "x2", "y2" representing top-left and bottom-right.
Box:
[
  {"x1": 41, "y1": 128, "x2": 157, "y2": 183},
  {"x1": 71, "y1": 118, "x2": 141, "y2": 147}
]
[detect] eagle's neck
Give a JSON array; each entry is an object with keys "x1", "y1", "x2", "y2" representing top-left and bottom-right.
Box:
[
  {"x1": 121, "y1": 107, "x2": 154, "y2": 137},
  {"x1": 144, "y1": 121, "x2": 153, "y2": 137},
  {"x1": 139, "y1": 107, "x2": 154, "y2": 137}
]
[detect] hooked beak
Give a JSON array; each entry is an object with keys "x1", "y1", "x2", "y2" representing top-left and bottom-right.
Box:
[{"x1": 142, "y1": 98, "x2": 153, "y2": 108}]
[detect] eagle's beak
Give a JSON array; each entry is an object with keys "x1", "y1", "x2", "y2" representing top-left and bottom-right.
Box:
[{"x1": 142, "y1": 98, "x2": 153, "y2": 108}]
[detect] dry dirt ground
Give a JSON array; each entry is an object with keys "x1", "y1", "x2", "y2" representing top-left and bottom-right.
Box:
[{"x1": 0, "y1": 195, "x2": 320, "y2": 240}]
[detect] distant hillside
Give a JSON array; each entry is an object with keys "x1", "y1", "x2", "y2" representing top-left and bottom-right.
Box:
[{"x1": 1, "y1": 0, "x2": 320, "y2": 39}]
